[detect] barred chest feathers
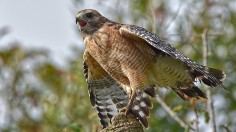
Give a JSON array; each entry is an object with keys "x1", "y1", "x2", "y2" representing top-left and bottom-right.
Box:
[{"x1": 83, "y1": 27, "x2": 110, "y2": 62}]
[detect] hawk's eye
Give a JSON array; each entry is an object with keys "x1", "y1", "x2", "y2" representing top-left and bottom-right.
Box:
[{"x1": 86, "y1": 13, "x2": 93, "y2": 18}]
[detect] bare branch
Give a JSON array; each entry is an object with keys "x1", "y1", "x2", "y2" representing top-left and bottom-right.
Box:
[
  {"x1": 220, "y1": 124, "x2": 232, "y2": 132},
  {"x1": 201, "y1": 29, "x2": 217, "y2": 132},
  {"x1": 154, "y1": 96, "x2": 194, "y2": 131},
  {"x1": 194, "y1": 107, "x2": 199, "y2": 132},
  {"x1": 202, "y1": 29, "x2": 208, "y2": 67},
  {"x1": 162, "y1": 3, "x2": 182, "y2": 33}
]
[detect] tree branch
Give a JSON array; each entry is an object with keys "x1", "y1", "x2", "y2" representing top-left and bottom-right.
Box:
[
  {"x1": 201, "y1": 28, "x2": 217, "y2": 132},
  {"x1": 101, "y1": 113, "x2": 144, "y2": 132},
  {"x1": 155, "y1": 95, "x2": 194, "y2": 131}
]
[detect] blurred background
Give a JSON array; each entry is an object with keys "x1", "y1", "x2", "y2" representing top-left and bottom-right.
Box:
[{"x1": 0, "y1": 0, "x2": 235, "y2": 132}]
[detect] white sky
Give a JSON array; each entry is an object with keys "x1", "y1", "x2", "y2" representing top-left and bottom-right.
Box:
[
  {"x1": 0, "y1": 0, "x2": 122, "y2": 67},
  {"x1": 0, "y1": 0, "x2": 84, "y2": 66}
]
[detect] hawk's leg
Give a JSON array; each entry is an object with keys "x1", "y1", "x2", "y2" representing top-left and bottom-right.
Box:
[{"x1": 125, "y1": 91, "x2": 137, "y2": 115}]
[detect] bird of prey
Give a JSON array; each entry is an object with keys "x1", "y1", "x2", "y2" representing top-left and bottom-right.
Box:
[{"x1": 76, "y1": 9, "x2": 226, "y2": 128}]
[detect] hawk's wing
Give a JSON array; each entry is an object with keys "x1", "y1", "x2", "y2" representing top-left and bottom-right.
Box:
[
  {"x1": 119, "y1": 25, "x2": 225, "y2": 89},
  {"x1": 83, "y1": 51, "x2": 153, "y2": 128}
]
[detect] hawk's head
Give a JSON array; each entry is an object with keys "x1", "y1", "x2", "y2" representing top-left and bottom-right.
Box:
[{"x1": 76, "y1": 9, "x2": 108, "y2": 34}]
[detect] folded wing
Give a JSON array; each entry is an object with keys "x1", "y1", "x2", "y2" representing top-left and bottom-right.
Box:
[{"x1": 83, "y1": 51, "x2": 153, "y2": 128}]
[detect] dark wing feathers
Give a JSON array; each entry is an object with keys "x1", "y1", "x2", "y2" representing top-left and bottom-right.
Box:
[
  {"x1": 83, "y1": 60, "x2": 153, "y2": 128},
  {"x1": 131, "y1": 91, "x2": 153, "y2": 128},
  {"x1": 83, "y1": 62, "x2": 96, "y2": 106},
  {"x1": 84, "y1": 61, "x2": 123, "y2": 127},
  {"x1": 144, "y1": 86, "x2": 156, "y2": 98},
  {"x1": 171, "y1": 85, "x2": 207, "y2": 100},
  {"x1": 120, "y1": 25, "x2": 225, "y2": 89}
]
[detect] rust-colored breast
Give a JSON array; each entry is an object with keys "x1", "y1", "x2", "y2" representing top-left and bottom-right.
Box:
[
  {"x1": 83, "y1": 50, "x2": 109, "y2": 80},
  {"x1": 84, "y1": 23, "x2": 154, "y2": 88}
]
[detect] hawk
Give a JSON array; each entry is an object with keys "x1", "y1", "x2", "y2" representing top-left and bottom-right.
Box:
[{"x1": 76, "y1": 9, "x2": 226, "y2": 128}]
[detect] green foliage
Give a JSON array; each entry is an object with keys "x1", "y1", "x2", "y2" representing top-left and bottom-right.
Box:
[
  {"x1": 68, "y1": 123, "x2": 82, "y2": 132},
  {"x1": 0, "y1": 40, "x2": 99, "y2": 131}
]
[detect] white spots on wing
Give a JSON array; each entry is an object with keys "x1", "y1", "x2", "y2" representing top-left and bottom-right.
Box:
[
  {"x1": 136, "y1": 96, "x2": 141, "y2": 100},
  {"x1": 105, "y1": 98, "x2": 113, "y2": 105},
  {"x1": 133, "y1": 105, "x2": 139, "y2": 110},
  {"x1": 142, "y1": 93, "x2": 148, "y2": 98},
  {"x1": 117, "y1": 101, "x2": 125, "y2": 105},
  {"x1": 139, "y1": 111, "x2": 145, "y2": 117},
  {"x1": 140, "y1": 101, "x2": 146, "y2": 107},
  {"x1": 108, "y1": 111, "x2": 117, "y2": 117},
  {"x1": 149, "y1": 38, "x2": 154, "y2": 41},
  {"x1": 99, "y1": 111, "x2": 107, "y2": 116}
]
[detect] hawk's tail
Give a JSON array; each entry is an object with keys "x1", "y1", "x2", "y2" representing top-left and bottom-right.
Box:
[
  {"x1": 171, "y1": 85, "x2": 207, "y2": 100},
  {"x1": 95, "y1": 85, "x2": 154, "y2": 128},
  {"x1": 130, "y1": 89, "x2": 153, "y2": 128},
  {"x1": 171, "y1": 66, "x2": 226, "y2": 100},
  {"x1": 192, "y1": 66, "x2": 226, "y2": 88},
  {"x1": 201, "y1": 67, "x2": 225, "y2": 87},
  {"x1": 95, "y1": 85, "x2": 127, "y2": 128}
]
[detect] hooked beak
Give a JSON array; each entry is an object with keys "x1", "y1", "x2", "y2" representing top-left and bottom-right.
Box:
[{"x1": 76, "y1": 17, "x2": 87, "y2": 31}]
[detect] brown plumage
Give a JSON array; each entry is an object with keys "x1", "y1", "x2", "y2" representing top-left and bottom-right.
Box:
[{"x1": 76, "y1": 9, "x2": 226, "y2": 128}]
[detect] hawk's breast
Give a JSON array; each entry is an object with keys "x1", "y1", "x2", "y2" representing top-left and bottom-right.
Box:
[{"x1": 84, "y1": 24, "x2": 152, "y2": 87}]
